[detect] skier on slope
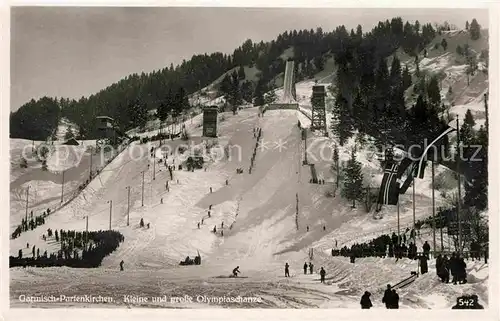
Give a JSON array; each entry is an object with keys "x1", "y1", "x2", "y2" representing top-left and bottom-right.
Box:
[
  {"x1": 303, "y1": 262, "x2": 308, "y2": 274},
  {"x1": 120, "y1": 260, "x2": 124, "y2": 271},
  {"x1": 285, "y1": 263, "x2": 290, "y2": 277},
  {"x1": 232, "y1": 266, "x2": 240, "y2": 277}
]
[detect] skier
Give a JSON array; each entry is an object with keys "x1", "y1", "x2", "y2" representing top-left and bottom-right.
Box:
[
  {"x1": 161, "y1": 198, "x2": 163, "y2": 204},
  {"x1": 232, "y1": 266, "x2": 240, "y2": 277},
  {"x1": 208, "y1": 210, "x2": 211, "y2": 218},
  {"x1": 309, "y1": 262, "x2": 314, "y2": 274},
  {"x1": 140, "y1": 218, "x2": 144, "y2": 228},
  {"x1": 197, "y1": 222, "x2": 200, "y2": 229},
  {"x1": 209, "y1": 204, "x2": 212, "y2": 210},
  {"x1": 323, "y1": 225, "x2": 326, "y2": 231},
  {"x1": 210, "y1": 187, "x2": 212, "y2": 193},
  {"x1": 360, "y1": 291, "x2": 373, "y2": 309},
  {"x1": 221, "y1": 221, "x2": 224, "y2": 228},
  {"x1": 319, "y1": 267, "x2": 326, "y2": 283},
  {"x1": 303, "y1": 262, "x2": 308, "y2": 274},
  {"x1": 213, "y1": 226, "x2": 217, "y2": 233},
  {"x1": 201, "y1": 218, "x2": 204, "y2": 225},
  {"x1": 306, "y1": 226, "x2": 309, "y2": 232},
  {"x1": 120, "y1": 260, "x2": 124, "y2": 271},
  {"x1": 147, "y1": 223, "x2": 150, "y2": 229},
  {"x1": 221, "y1": 230, "x2": 224, "y2": 237},
  {"x1": 285, "y1": 263, "x2": 290, "y2": 277}
]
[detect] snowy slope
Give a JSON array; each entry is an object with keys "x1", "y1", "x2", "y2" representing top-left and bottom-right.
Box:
[{"x1": 10, "y1": 108, "x2": 488, "y2": 308}]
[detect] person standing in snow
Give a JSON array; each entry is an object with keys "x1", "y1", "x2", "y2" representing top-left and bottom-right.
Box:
[
  {"x1": 303, "y1": 262, "x2": 308, "y2": 274},
  {"x1": 197, "y1": 222, "x2": 200, "y2": 229},
  {"x1": 120, "y1": 260, "x2": 124, "y2": 271},
  {"x1": 422, "y1": 241, "x2": 431, "y2": 259},
  {"x1": 360, "y1": 291, "x2": 373, "y2": 309},
  {"x1": 284, "y1": 263, "x2": 290, "y2": 277},
  {"x1": 309, "y1": 262, "x2": 314, "y2": 274},
  {"x1": 319, "y1": 267, "x2": 326, "y2": 283},
  {"x1": 382, "y1": 285, "x2": 392, "y2": 309},
  {"x1": 391, "y1": 289, "x2": 399, "y2": 309}
]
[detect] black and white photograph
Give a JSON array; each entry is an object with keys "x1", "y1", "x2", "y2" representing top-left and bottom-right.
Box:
[{"x1": 5, "y1": 5, "x2": 495, "y2": 312}]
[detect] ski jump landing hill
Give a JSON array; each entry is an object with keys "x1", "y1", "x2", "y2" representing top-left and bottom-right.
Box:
[{"x1": 267, "y1": 60, "x2": 299, "y2": 111}]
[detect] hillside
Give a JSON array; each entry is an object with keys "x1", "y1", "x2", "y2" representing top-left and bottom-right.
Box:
[
  {"x1": 9, "y1": 20, "x2": 489, "y2": 309},
  {"x1": 10, "y1": 108, "x2": 488, "y2": 308}
]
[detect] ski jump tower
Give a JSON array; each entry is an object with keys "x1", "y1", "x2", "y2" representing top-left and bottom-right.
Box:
[
  {"x1": 310, "y1": 85, "x2": 328, "y2": 136},
  {"x1": 268, "y1": 60, "x2": 299, "y2": 110}
]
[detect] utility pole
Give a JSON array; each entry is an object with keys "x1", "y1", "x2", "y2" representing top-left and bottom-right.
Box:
[
  {"x1": 85, "y1": 215, "x2": 89, "y2": 250},
  {"x1": 412, "y1": 177, "x2": 416, "y2": 243},
  {"x1": 60, "y1": 170, "x2": 65, "y2": 203},
  {"x1": 126, "y1": 186, "x2": 130, "y2": 226},
  {"x1": 456, "y1": 117, "x2": 462, "y2": 254},
  {"x1": 431, "y1": 161, "x2": 436, "y2": 254},
  {"x1": 25, "y1": 186, "x2": 30, "y2": 222},
  {"x1": 89, "y1": 147, "x2": 93, "y2": 181},
  {"x1": 142, "y1": 171, "x2": 145, "y2": 207},
  {"x1": 484, "y1": 93, "x2": 489, "y2": 130},
  {"x1": 153, "y1": 147, "x2": 156, "y2": 180},
  {"x1": 108, "y1": 200, "x2": 113, "y2": 230},
  {"x1": 397, "y1": 197, "x2": 400, "y2": 241}
]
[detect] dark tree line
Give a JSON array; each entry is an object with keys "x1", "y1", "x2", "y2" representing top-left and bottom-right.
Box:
[
  {"x1": 330, "y1": 18, "x2": 448, "y2": 157},
  {"x1": 10, "y1": 97, "x2": 61, "y2": 140},
  {"x1": 12, "y1": 17, "x2": 472, "y2": 142}
]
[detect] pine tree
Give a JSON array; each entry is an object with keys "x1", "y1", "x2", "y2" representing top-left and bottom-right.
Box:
[
  {"x1": 464, "y1": 109, "x2": 476, "y2": 127},
  {"x1": 464, "y1": 125, "x2": 488, "y2": 210},
  {"x1": 220, "y1": 74, "x2": 232, "y2": 97},
  {"x1": 389, "y1": 55, "x2": 402, "y2": 88},
  {"x1": 469, "y1": 19, "x2": 481, "y2": 40},
  {"x1": 331, "y1": 144, "x2": 340, "y2": 195},
  {"x1": 331, "y1": 92, "x2": 353, "y2": 146},
  {"x1": 427, "y1": 75, "x2": 441, "y2": 109},
  {"x1": 351, "y1": 91, "x2": 365, "y2": 132},
  {"x1": 402, "y1": 65, "x2": 412, "y2": 90},
  {"x1": 237, "y1": 66, "x2": 246, "y2": 80},
  {"x1": 253, "y1": 80, "x2": 265, "y2": 106},
  {"x1": 465, "y1": 20, "x2": 469, "y2": 30},
  {"x1": 240, "y1": 81, "x2": 253, "y2": 103},
  {"x1": 342, "y1": 148, "x2": 364, "y2": 208}
]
